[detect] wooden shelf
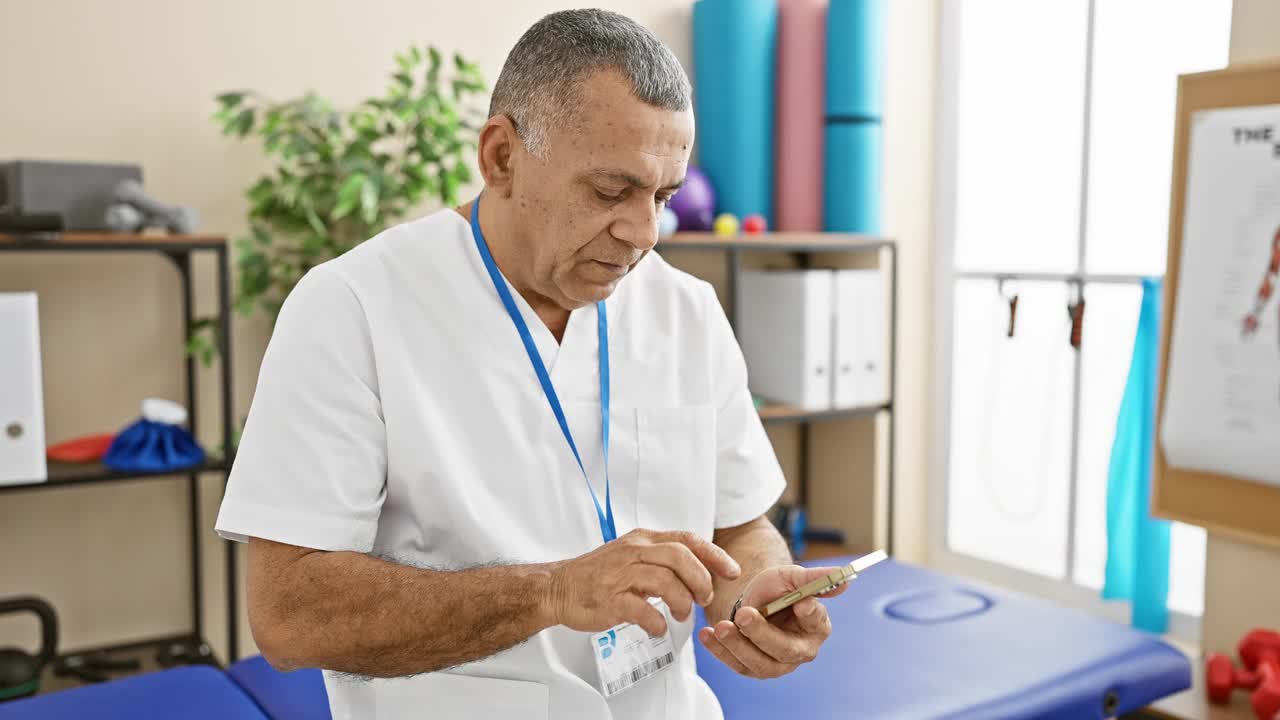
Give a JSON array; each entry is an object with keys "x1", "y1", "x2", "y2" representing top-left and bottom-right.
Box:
[
  {"x1": 1146, "y1": 650, "x2": 1256, "y2": 720},
  {"x1": 0, "y1": 232, "x2": 227, "y2": 252},
  {"x1": 757, "y1": 402, "x2": 890, "y2": 425},
  {"x1": 659, "y1": 231, "x2": 892, "y2": 253},
  {"x1": 800, "y1": 541, "x2": 860, "y2": 562}
]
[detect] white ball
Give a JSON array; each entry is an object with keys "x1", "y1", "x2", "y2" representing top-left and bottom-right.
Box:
[
  {"x1": 659, "y1": 207, "x2": 679, "y2": 239},
  {"x1": 142, "y1": 398, "x2": 188, "y2": 426}
]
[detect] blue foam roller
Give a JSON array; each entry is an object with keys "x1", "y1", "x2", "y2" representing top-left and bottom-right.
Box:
[
  {"x1": 693, "y1": 0, "x2": 777, "y2": 223},
  {"x1": 824, "y1": 122, "x2": 881, "y2": 233},
  {"x1": 826, "y1": 0, "x2": 887, "y2": 118}
]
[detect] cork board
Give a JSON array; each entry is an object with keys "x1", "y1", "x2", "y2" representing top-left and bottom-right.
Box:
[{"x1": 1154, "y1": 60, "x2": 1280, "y2": 550}]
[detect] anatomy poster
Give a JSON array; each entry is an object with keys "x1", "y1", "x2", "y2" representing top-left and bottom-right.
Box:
[{"x1": 1162, "y1": 104, "x2": 1280, "y2": 488}]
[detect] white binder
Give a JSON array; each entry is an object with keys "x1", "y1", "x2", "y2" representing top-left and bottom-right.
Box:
[
  {"x1": 833, "y1": 270, "x2": 888, "y2": 408},
  {"x1": 0, "y1": 292, "x2": 47, "y2": 485},
  {"x1": 737, "y1": 270, "x2": 834, "y2": 411}
]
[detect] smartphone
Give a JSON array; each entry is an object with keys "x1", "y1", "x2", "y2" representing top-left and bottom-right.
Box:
[{"x1": 760, "y1": 549, "x2": 889, "y2": 618}]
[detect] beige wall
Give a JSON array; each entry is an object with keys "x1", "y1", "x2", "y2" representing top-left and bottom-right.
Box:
[
  {"x1": 0, "y1": 0, "x2": 936, "y2": 662},
  {"x1": 1197, "y1": 0, "x2": 1280, "y2": 655},
  {"x1": 880, "y1": 0, "x2": 937, "y2": 563}
]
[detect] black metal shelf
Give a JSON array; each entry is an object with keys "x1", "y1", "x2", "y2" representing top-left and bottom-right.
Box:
[
  {"x1": 0, "y1": 459, "x2": 232, "y2": 494},
  {"x1": 37, "y1": 633, "x2": 218, "y2": 696},
  {"x1": 59, "y1": 632, "x2": 202, "y2": 660},
  {"x1": 1, "y1": 232, "x2": 240, "y2": 666}
]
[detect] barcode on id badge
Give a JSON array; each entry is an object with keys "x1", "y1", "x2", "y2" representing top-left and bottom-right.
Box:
[{"x1": 606, "y1": 651, "x2": 676, "y2": 695}]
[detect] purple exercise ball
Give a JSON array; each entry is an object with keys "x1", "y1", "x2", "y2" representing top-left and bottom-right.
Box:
[{"x1": 668, "y1": 166, "x2": 716, "y2": 232}]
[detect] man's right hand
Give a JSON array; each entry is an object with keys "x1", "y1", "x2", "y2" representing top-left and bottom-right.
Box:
[{"x1": 545, "y1": 529, "x2": 742, "y2": 637}]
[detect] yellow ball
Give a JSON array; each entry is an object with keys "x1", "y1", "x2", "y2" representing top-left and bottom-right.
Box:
[{"x1": 713, "y1": 213, "x2": 739, "y2": 237}]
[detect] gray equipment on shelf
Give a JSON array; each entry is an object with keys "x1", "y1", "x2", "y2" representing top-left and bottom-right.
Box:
[
  {"x1": 0, "y1": 160, "x2": 142, "y2": 231},
  {"x1": 105, "y1": 179, "x2": 198, "y2": 234}
]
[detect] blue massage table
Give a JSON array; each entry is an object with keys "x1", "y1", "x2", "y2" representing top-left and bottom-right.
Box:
[
  {"x1": 0, "y1": 558, "x2": 1190, "y2": 719},
  {"x1": 693, "y1": 557, "x2": 1191, "y2": 719},
  {"x1": 0, "y1": 665, "x2": 269, "y2": 719},
  {"x1": 226, "y1": 655, "x2": 331, "y2": 720}
]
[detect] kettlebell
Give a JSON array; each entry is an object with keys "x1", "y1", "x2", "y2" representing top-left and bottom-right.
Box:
[{"x1": 0, "y1": 596, "x2": 58, "y2": 702}]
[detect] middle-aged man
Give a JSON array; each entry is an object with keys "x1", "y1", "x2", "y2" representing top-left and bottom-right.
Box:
[{"x1": 216, "y1": 9, "x2": 847, "y2": 719}]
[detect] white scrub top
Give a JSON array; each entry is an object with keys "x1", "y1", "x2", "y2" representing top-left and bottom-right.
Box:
[{"x1": 215, "y1": 207, "x2": 786, "y2": 719}]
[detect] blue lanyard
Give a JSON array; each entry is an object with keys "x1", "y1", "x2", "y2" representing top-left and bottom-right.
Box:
[{"x1": 469, "y1": 198, "x2": 617, "y2": 544}]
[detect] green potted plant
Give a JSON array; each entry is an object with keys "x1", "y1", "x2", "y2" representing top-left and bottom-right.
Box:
[{"x1": 191, "y1": 45, "x2": 486, "y2": 364}]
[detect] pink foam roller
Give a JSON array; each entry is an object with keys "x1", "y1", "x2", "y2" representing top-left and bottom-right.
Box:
[{"x1": 775, "y1": 0, "x2": 827, "y2": 232}]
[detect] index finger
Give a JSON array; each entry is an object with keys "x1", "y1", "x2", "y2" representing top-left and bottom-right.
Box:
[
  {"x1": 652, "y1": 531, "x2": 741, "y2": 580},
  {"x1": 638, "y1": 543, "x2": 714, "y2": 606}
]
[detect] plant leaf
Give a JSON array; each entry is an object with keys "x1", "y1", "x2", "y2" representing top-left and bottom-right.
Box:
[
  {"x1": 304, "y1": 205, "x2": 327, "y2": 236},
  {"x1": 331, "y1": 174, "x2": 366, "y2": 220},
  {"x1": 247, "y1": 177, "x2": 274, "y2": 204},
  {"x1": 360, "y1": 176, "x2": 380, "y2": 224},
  {"x1": 427, "y1": 46, "x2": 442, "y2": 90},
  {"x1": 442, "y1": 167, "x2": 460, "y2": 204},
  {"x1": 301, "y1": 234, "x2": 326, "y2": 255},
  {"x1": 233, "y1": 108, "x2": 256, "y2": 137},
  {"x1": 216, "y1": 91, "x2": 246, "y2": 108}
]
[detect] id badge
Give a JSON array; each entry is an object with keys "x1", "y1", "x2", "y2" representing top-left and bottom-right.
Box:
[{"x1": 590, "y1": 598, "x2": 678, "y2": 698}]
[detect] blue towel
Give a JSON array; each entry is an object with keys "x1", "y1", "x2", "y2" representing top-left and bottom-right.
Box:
[
  {"x1": 103, "y1": 419, "x2": 206, "y2": 474},
  {"x1": 1102, "y1": 278, "x2": 1171, "y2": 633}
]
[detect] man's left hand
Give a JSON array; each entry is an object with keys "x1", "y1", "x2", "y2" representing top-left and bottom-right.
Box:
[{"x1": 697, "y1": 565, "x2": 846, "y2": 679}]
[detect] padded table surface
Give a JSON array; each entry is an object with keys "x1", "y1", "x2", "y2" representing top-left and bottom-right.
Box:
[
  {"x1": 228, "y1": 655, "x2": 331, "y2": 720},
  {"x1": 693, "y1": 557, "x2": 1191, "y2": 719},
  {"x1": 0, "y1": 665, "x2": 268, "y2": 719}
]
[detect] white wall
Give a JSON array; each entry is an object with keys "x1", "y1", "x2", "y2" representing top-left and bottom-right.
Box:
[{"x1": 0, "y1": 0, "x2": 937, "y2": 660}]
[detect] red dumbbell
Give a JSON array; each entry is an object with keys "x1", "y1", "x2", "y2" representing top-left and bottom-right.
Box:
[{"x1": 1206, "y1": 629, "x2": 1280, "y2": 720}]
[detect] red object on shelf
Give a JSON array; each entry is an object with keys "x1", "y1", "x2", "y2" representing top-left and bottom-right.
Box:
[
  {"x1": 742, "y1": 214, "x2": 767, "y2": 234},
  {"x1": 46, "y1": 433, "x2": 115, "y2": 463},
  {"x1": 1206, "y1": 628, "x2": 1280, "y2": 720}
]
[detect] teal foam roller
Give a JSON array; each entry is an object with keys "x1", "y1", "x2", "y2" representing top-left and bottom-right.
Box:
[
  {"x1": 824, "y1": 122, "x2": 881, "y2": 233},
  {"x1": 826, "y1": 0, "x2": 887, "y2": 118},
  {"x1": 693, "y1": 0, "x2": 777, "y2": 222}
]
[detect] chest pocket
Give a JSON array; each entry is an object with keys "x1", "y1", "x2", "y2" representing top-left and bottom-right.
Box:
[{"x1": 635, "y1": 405, "x2": 717, "y2": 538}]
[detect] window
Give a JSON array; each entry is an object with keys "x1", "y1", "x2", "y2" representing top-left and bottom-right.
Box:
[{"x1": 933, "y1": 0, "x2": 1232, "y2": 634}]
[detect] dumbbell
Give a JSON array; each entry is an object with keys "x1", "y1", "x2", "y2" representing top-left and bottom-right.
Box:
[
  {"x1": 1206, "y1": 628, "x2": 1280, "y2": 720},
  {"x1": 104, "y1": 179, "x2": 198, "y2": 233}
]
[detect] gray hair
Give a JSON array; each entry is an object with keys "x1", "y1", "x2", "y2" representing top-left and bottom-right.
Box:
[{"x1": 489, "y1": 9, "x2": 692, "y2": 159}]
